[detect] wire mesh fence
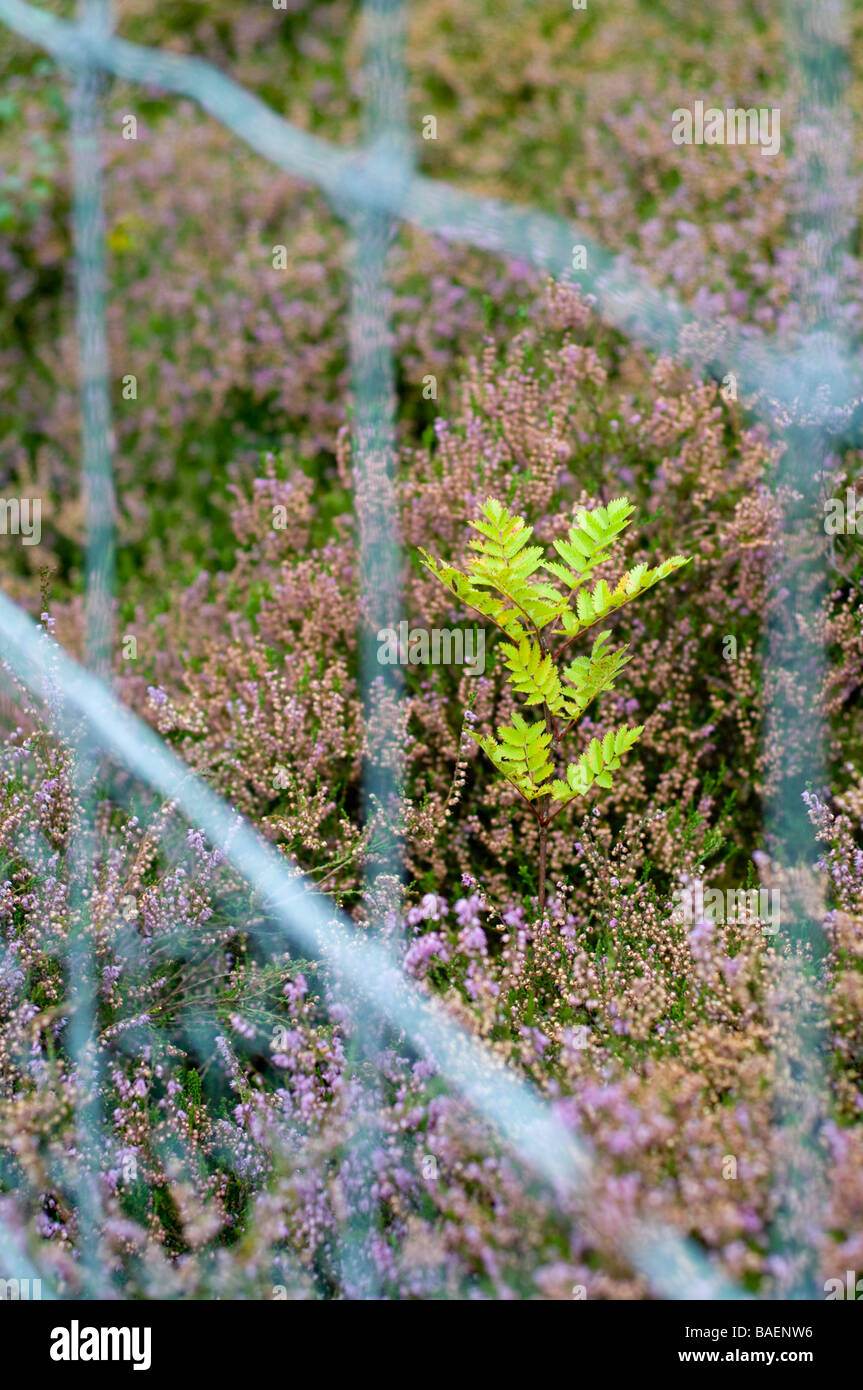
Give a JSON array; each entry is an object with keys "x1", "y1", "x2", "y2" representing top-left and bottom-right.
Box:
[{"x1": 0, "y1": 0, "x2": 857, "y2": 1300}]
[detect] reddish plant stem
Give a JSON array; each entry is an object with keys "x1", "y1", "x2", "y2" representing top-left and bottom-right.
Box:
[{"x1": 538, "y1": 815, "x2": 548, "y2": 917}]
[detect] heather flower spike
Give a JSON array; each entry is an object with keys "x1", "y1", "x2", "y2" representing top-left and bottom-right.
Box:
[{"x1": 419, "y1": 496, "x2": 690, "y2": 914}]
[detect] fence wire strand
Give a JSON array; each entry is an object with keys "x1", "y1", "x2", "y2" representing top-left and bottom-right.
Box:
[{"x1": 0, "y1": 592, "x2": 743, "y2": 1299}]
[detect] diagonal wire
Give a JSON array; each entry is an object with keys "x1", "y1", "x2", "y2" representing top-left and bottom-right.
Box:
[
  {"x1": 0, "y1": 0, "x2": 844, "y2": 409},
  {"x1": 0, "y1": 591, "x2": 746, "y2": 1300}
]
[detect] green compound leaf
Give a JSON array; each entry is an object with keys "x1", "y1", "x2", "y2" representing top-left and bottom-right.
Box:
[
  {"x1": 417, "y1": 549, "x2": 529, "y2": 639},
  {"x1": 560, "y1": 630, "x2": 633, "y2": 721},
  {"x1": 419, "y1": 496, "x2": 689, "y2": 819},
  {"x1": 468, "y1": 715, "x2": 554, "y2": 801},
  {"x1": 551, "y1": 553, "x2": 691, "y2": 640},
  {"x1": 500, "y1": 635, "x2": 564, "y2": 711},
  {"x1": 544, "y1": 496, "x2": 636, "y2": 588},
  {"x1": 550, "y1": 724, "x2": 645, "y2": 803}
]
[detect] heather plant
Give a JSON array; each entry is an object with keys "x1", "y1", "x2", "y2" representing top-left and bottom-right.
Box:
[
  {"x1": 420, "y1": 496, "x2": 690, "y2": 911},
  {"x1": 4, "y1": 0, "x2": 863, "y2": 1298},
  {"x1": 114, "y1": 281, "x2": 808, "y2": 907},
  {"x1": 5, "y1": 670, "x2": 863, "y2": 1297},
  {"x1": 4, "y1": 0, "x2": 863, "y2": 601}
]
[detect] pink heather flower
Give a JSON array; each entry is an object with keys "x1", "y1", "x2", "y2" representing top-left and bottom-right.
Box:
[
  {"x1": 454, "y1": 895, "x2": 483, "y2": 929},
  {"x1": 458, "y1": 924, "x2": 488, "y2": 957},
  {"x1": 406, "y1": 893, "x2": 447, "y2": 926},
  {"x1": 403, "y1": 932, "x2": 451, "y2": 978},
  {"x1": 283, "y1": 974, "x2": 308, "y2": 1004}
]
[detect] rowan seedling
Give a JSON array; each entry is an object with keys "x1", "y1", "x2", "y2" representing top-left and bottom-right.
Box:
[{"x1": 420, "y1": 496, "x2": 691, "y2": 913}]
